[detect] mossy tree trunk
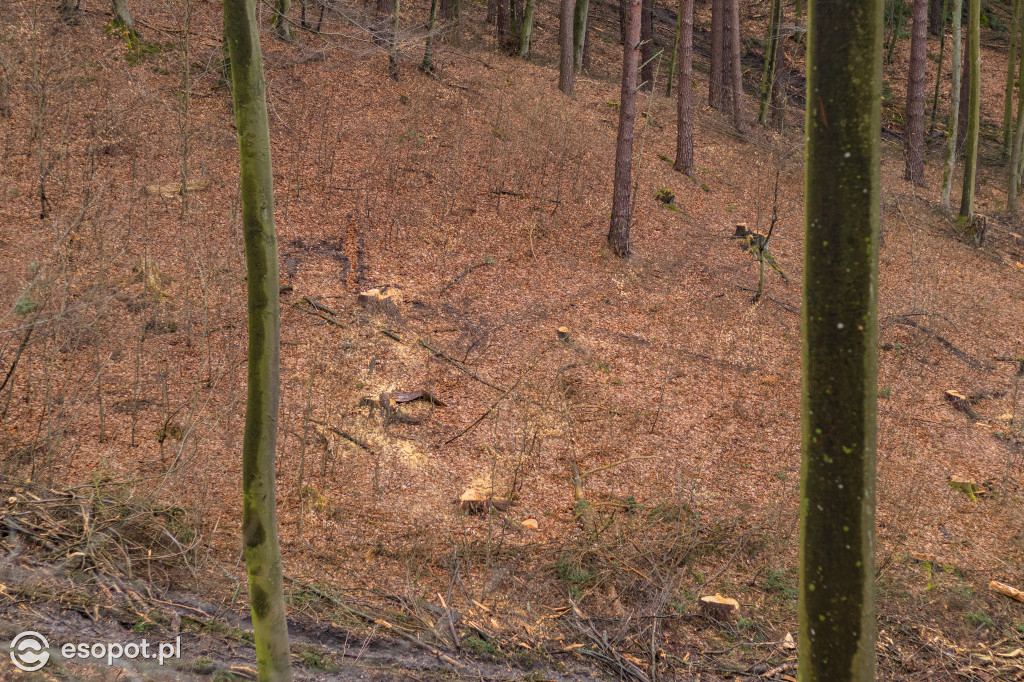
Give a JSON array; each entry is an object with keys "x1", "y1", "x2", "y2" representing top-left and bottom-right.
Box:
[
  {"x1": 940, "y1": 0, "x2": 963, "y2": 211},
  {"x1": 801, "y1": 0, "x2": 881, "y2": 678},
  {"x1": 959, "y1": 0, "x2": 980, "y2": 220},
  {"x1": 275, "y1": 0, "x2": 292, "y2": 39},
  {"x1": 573, "y1": 0, "x2": 590, "y2": 72},
  {"x1": 223, "y1": 0, "x2": 294, "y2": 679},
  {"x1": 674, "y1": 0, "x2": 693, "y2": 174},
  {"x1": 111, "y1": 0, "x2": 138, "y2": 37},
  {"x1": 1004, "y1": 0, "x2": 1023, "y2": 155},
  {"x1": 609, "y1": 0, "x2": 641, "y2": 257},
  {"x1": 1009, "y1": 35, "x2": 1024, "y2": 209},
  {"x1": 904, "y1": 0, "x2": 927, "y2": 184}
]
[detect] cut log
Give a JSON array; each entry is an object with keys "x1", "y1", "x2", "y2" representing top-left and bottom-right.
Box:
[
  {"x1": 458, "y1": 489, "x2": 511, "y2": 515},
  {"x1": 945, "y1": 390, "x2": 980, "y2": 420},
  {"x1": 521, "y1": 517, "x2": 539, "y2": 530},
  {"x1": 698, "y1": 594, "x2": 739, "y2": 620},
  {"x1": 989, "y1": 580, "x2": 1024, "y2": 603},
  {"x1": 557, "y1": 327, "x2": 570, "y2": 342},
  {"x1": 390, "y1": 390, "x2": 448, "y2": 406}
]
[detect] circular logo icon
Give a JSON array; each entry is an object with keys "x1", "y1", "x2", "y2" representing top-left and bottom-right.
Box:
[{"x1": 10, "y1": 631, "x2": 50, "y2": 672}]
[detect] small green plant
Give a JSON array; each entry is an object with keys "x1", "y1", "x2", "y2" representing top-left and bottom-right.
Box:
[
  {"x1": 879, "y1": 385, "x2": 892, "y2": 400},
  {"x1": 13, "y1": 293, "x2": 34, "y2": 317},
  {"x1": 701, "y1": 182, "x2": 710, "y2": 192},
  {"x1": 655, "y1": 188, "x2": 676, "y2": 205},
  {"x1": 297, "y1": 645, "x2": 337, "y2": 672},
  {"x1": 966, "y1": 610, "x2": 993, "y2": 629},
  {"x1": 765, "y1": 568, "x2": 798, "y2": 600},
  {"x1": 554, "y1": 554, "x2": 593, "y2": 585}
]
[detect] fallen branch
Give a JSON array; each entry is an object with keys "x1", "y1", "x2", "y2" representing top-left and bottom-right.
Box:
[
  {"x1": 444, "y1": 350, "x2": 545, "y2": 444},
  {"x1": 419, "y1": 338, "x2": 504, "y2": 391},
  {"x1": 288, "y1": 301, "x2": 345, "y2": 328},
  {"x1": 891, "y1": 315, "x2": 987, "y2": 371},
  {"x1": 439, "y1": 260, "x2": 494, "y2": 296}
]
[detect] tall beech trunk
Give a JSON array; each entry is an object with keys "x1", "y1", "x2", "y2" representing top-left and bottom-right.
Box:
[
  {"x1": 674, "y1": 0, "x2": 694, "y2": 174},
  {"x1": 904, "y1": 0, "x2": 928, "y2": 184},
  {"x1": 710, "y1": 0, "x2": 725, "y2": 108},
  {"x1": 1009, "y1": 52, "x2": 1024, "y2": 209},
  {"x1": 559, "y1": 0, "x2": 575, "y2": 94},
  {"x1": 573, "y1": 0, "x2": 590, "y2": 72},
  {"x1": 640, "y1": 0, "x2": 654, "y2": 91},
  {"x1": 728, "y1": 0, "x2": 744, "y2": 131},
  {"x1": 609, "y1": 0, "x2": 641, "y2": 257},
  {"x1": 275, "y1": 0, "x2": 292, "y2": 39},
  {"x1": 111, "y1": 0, "x2": 138, "y2": 37},
  {"x1": 758, "y1": 0, "x2": 782, "y2": 125},
  {"x1": 519, "y1": 0, "x2": 537, "y2": 56},
  {"x1": 222, "y1": 0, "x2": 293, "y2": 679},
  {"x1": 940, "y1": 0, "x2": 962, "y2": 211},
  {"x1": 957, "y1": 26, "x2": 970, "y2": 143},
  {"x1": 1004, "y1": 0, "x2": 1023, "y2": 155},
  {"x1": 802, "y1": 0, "x2": 881, "y2": 680},
  {"x1": 960, "y1": 0, "x2": 980, "y2": 219}
]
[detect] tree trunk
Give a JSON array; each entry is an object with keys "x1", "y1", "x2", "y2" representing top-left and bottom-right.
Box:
[
  {"x1": 940, "y1": 0, "x2": 962, "y2": 211},
  {"x1": 275, "y1": 0, "x2": 292, "y2": 39},
  {"x1": 519, "y1": 0, "x2": 537, "y2": 56},
  {"x1": 1008, "y1": 51, "x2": 1024, "y2": 209},
  {"x1": 422, "y1": 0, "x2": 439, "y2": 72},
  {"x1": 709, "y1": 0, "x2": 724, "y2": 108},
  {"x1": 222, "y1": 0, "x2": 294, "y2": 679},
  {"x1": 929, "y1": 0, "x2": 942, "y2": 34},
  {"x1": 960, "y1": 0, "x2": 980, "y2": 220},
  {"x1": 559, "y1": 0, "x2": 575, "y2": 95},
  {"x1": 640, "y1": 0, "x2": 654, "y2": 92},
  {"x1": 904, "y1": 0, "x2": 928, "y2": 184},
  {"x1": 928, "y1": 0, "x2": 950, "y2": 133},
  {"x1": 111, "y1": 0, "x2": 138, "y2": 37},
  {"x1": 1003, "y1": 0, "x2": 1023, "y2": 155},
  {"x1": 389, "y1": 0, "x2": 399, "y2": 79},
  {"x1": 574, "y1": 0, "x2": 590, "y2": 73},
  {"x1": 497, "y1": 0, "x2": 511, "y2": 51},
  {"x1": 375, "y1": 0, "x2": 393, "y2": 45},
  {"x1": 619, "y1": 0, "x2": 627, "y2": 43},
  {"x1": 802, "y1": 0, "x2": 881, "y2": 679},
  {"x1": 674, "y1": 0, "x2": 694, "y2": 175},
  {"x1": 440, "y1": 0, "x2": 452, "y2": 20},
  {"x1": 957, "y1": 26, "x2": 970, "y2": 143},
  {"x1": 729, "y1": 0, "x2": 744, "y2": 131},
  {"x1": 609, "y1": 0, "x2": 641, "y2": 257},
  {"x1": 666, "y1": 3, "x2": 681, "y2": 97},
  {"x1": 758, "y1": 0, "x2": 782, "y2": 125}
]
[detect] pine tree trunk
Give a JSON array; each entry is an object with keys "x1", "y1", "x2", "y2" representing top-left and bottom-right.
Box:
[
  {"x1": 940, "y1": 0, "x2": 962, "y2": 211},
  {"x1": 559, "y1": 0, "x2": 575, "y2": 94},
  {"x1": 497, "y1": 0, "x2": 511, "y2": 51},
  {"x1": 609, "y1": 0, "x2": 641, "y2": 257},
  {"x1": 674, "y1": 0, "x2": 694, "y2": 175},
  {"x1": 519, "y1": 0, "x2": 537, "y2": 56},
  {"x1": 729, "y1": 0, "x2": 744, "y2": 131},
  {"x1": 222, "y1": 0, "x2": 293, "y2": 678},
  {"x1": 573, "y1": 0, "x2": 590, "y2": 72},
  {"x1": 904, "y1": 0, "x2": 928, "y2": 184},
  {"x1": 960, "y1": 0, "x2": 980, "y2": 219},
  {"x1": 710, "y1": 0, "x2": 724, "y2": 108},
  {"x1": 640, "y1": 0, "x2": 654, "y2": 92},
  {"x1": 275, "y1": 0, "x2": 292, "y2": 39},
  {"x1": 1003, "y1": 0, "x2": 1023, "y2": 155},
  {"x1": 758, "y1": 0, "x2": 782, "y2": 125},
  {"x1": 801, "y1": 0, "x2": 881, "y2": 678}
]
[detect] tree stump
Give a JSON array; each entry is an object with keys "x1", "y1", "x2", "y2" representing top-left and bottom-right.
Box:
[{"x1": 698, "y1": 594, "x2": 739, "y2": 620}]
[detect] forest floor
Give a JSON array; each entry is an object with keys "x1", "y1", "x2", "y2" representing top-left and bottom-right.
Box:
[{"x1": 1, "y1": 0, "x2": 1024, "y2": 679}]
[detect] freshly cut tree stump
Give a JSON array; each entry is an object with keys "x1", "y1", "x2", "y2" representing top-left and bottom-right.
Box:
[
  {"x1": 557, "y1": 327, "x2": 570, "y2": 342},
  {"x1": 989, "y1": 580, "x2": 1024, "y2": 603},
  {"x1": 359, "y1": 288, "x2": 403, "y2": 324},
  {"x1": 945, "y1": 390, "x2": 980, "y2": 420},
  {"x1": 698, "y1": 594, "x2": 739, "y2": 620}
]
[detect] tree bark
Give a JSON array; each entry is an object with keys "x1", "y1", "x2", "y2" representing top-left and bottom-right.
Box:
[
  {"x1": 1009, "y1": 52, "x2": 1024, "y2": 209},
  {"x1": 440, "y1": 0, "x2": 452, "y2": 20},
  {"x1": 929, "y1": 0, "x2": 942, "y2": 34},
  {"x1": 573, "y1": 0, "x2": 590, "y2": 73},
  {"x1": 275, "y1": 0, "x2": 292, "y2": 39},
  {"x1": 519, "y1": 0, "x2": 537, "y2": 56},
  {"x1": 728, "y1": 0, "x2": 744, "y2": 131},
  {"x1": 674, "y1": 0, "x2": 694, "y2": 174},
  {"x1": 709, "y1": 0, "x2": 725, "y2": 108},
  {"x1": 1004, "y1": 0, "x2": 1023, "y2": 155},
  {"x1": 422, "y1": 0, "x2": 439, "y2": 72},
  {"x1": 666, "y1": 3, "x2": 681, "y2": 97},
  {"x1": 497, "y1": 0, "x2": 512, "y2": 51},
  {"x1": 957, "y1": 26, "x2": 970, "y2": 143},
  {"x1": 111, "y1": 0, "x2": 138, "y2": 37},
  {"x1": 609, "y1": 0, "x2": 641, "y2": 258},
  {"x1": 640, "y1": 0, "x2": 654, "y2": 92},
  {"x1": 904, "y1": 0, "x2": 928, "y2": 184},
  {"x1": 375, "y1": 0, "x2": 394, "y2": 45},
  {"x1": 388, "y1": 0, "x2": 399, "y2": 79},
  {"x1": 940, "y1": 0, "x2": 962, "y2": 211},
  {"x1": 758, "y1": 0, "x2": 782, "y2": 125},
  {"x1": 801, "y1": 0, "x2": 881, "y2": 679},
  {"x1": 559, "y1": 0, "x2": 575, "y2": 95},
  {"x1": 960, "y1": 0, "x2": 980, "y2": 220},
  {"x1": 222, "y1": 0, "x2": 294, "y2": 679}
]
